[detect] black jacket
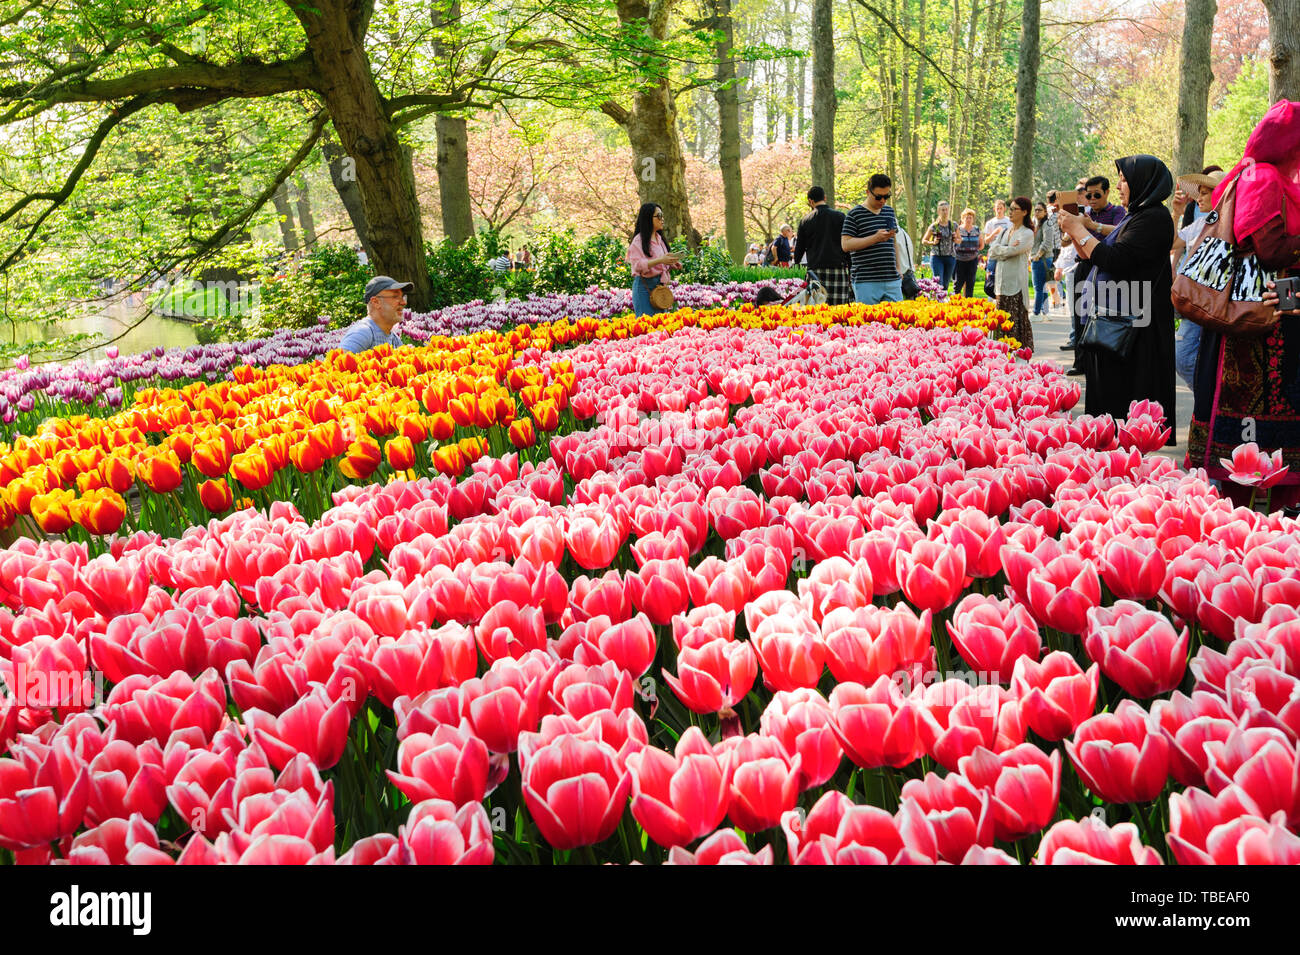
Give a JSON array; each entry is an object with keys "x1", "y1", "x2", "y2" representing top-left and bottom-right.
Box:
[{"x1": 794, "y1": 204, "x2": 850, "y2": 270}]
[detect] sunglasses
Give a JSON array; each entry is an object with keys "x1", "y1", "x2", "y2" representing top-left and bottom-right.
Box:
[
  {"x1": 871, "y1": 192, "x2": 891, "y2": 201},
  {"x1": 1085, "y1": 191, "x2": 1104, "y2": 200}
]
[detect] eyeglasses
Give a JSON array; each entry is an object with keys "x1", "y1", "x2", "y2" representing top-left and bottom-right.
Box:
[
  {"x1": 653, "y1": 213, "x2": 664, "y2": 220},
  {"x1": 1085, "y1": 192, "x2": 1104, "y2": 200},
  {"x1": 871, "y1": 192, "x2": 891, "y2": 201},
  {"x1": 377, "y1": 291, "x2": 406, "y2": 302}
]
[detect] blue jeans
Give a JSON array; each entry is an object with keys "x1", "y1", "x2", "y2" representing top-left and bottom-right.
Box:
[
  {"x1": 930, "y1": 255, "x2": 956, "y2": 291},
  {"x1": 1031, "y1": 256, "x2": 1052, "y2": 315},
  {"x1": 631, "y1": 274, "x2": 663, "y2": 317},
  {"x1": 853, "y1": 278, "x2": 904, "y2": 305},
  {"x1": 1175, "y1": 319, "x2": 1201, "y2": 389}
]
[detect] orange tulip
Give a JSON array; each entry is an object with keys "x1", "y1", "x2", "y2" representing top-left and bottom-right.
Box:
[
  {"x1": 365, "y1": 405, "x2": 397, "y2": 437},
  {"x1": 428, "y1": 412, "x2": 455, "y2": 441},
  {"x1": 290, "y1": 439, "x2": 325, "y2": 474},
  {"x1": 385, "y1": 436, "x2": 416, "y2": 471},
  {"x1": 533, "y1": 400, "x2": 560, "y2": 433},
  {"x1": 30, "y1": 488, "x2": 76, "y2": 534},
  {"x1": 457, "y1": 436, "x2": 487, "y2": 466},
  {"x1": 339, "y1": 436, "x2": 382, "y2": 480},
  {"x1": 448, "y1": 395, "x2": 476, "y2": 429},
  {"x1": 431, "y1": 445, "x2": 465, "y2": 478},
  {"x1": 508, "y1": 418, "x2": 536, "y2": 449},
  {"x1": 199, "y1": 479, "x2": 234, "y2": 513},
  {"x1": 263, "y1": 434, "x2": 291, "y2": 472},
  {"x1": 168, "y1": 432, "x2": 196, "y2": 465},
  {"x1": 231, "y1": 449, "x2": 273, "y2": 491},
  {"x1": 99, "y1": 455, "x2": 135, "y2": 494},
  {"x1": 399, "y1": 416, "x2": 428, "y2": 445},
  {"x1": 76, "y1": 488, "x2": 127, "y2": 536},
  {"x1": 0, "y1": 490, "x2": 15, "y2": 531},
  {"x1": 192, "y1": 439, "x2": 232, "y2": 479},
  {"x1": 308, "y1": 421, "x2": 348, "y2": 461},
  {"x1": 76, "y1": 470, "x2": 106, "y2": 494},
  {"x1": 138, "y1": 450, "x2": 184, "y2": 494}
]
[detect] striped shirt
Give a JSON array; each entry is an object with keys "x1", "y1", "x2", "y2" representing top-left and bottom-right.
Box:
[{"x1": 842, "y1": 204, "x2": 900, "y2": 282}]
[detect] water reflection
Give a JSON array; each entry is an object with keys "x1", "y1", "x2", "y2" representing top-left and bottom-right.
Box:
[{"x1": 6, "y1": 300, "x2": 198, "y2": 361}]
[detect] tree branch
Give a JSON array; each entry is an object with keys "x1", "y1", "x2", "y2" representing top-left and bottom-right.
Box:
[
  {"x1": 0, "y1": 95, "x2": 158, "y2": 273},
  {"x1": 849, "y1": 0, "x2": 967, "y2": 92}
]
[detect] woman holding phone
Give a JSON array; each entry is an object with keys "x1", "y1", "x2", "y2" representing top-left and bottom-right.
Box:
[
  {"x1": 1185, "y1": 100, "x2": 1300, "y2": 508},
  {"x1": 987, "y1": 197, "x2": 1035, "y2": 350},
  {"x1": 626, "y1": 202, "x2": 682, "y2": 317},
  {"x1": 1060, "y1": 156, "x2": 1176, "y2": 438}
]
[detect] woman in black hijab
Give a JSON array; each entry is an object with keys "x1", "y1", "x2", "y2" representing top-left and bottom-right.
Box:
[{"x1": 1059, "y1": 155, "x2": 1177, "y2": 442}]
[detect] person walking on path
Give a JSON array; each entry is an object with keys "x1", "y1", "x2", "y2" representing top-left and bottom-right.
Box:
[
  {"x1": 794, "y1": 186, "x2": 852, "y2": 305},
  {"x1": 626, "y1": 202, "x2": 682, "y2": 317},
  {"x1": 922, "y1": 201, "x2": 958, "y2": 291},
  {"x1": 987, "y1": 197, "x2": 1035, "y2": 350},
  {"x1": 1060, "y1": 156, "x2": 1177, "y2": 441},
  {"x1": 842, "y1": 174, "x2": 903, "y2": 304}
]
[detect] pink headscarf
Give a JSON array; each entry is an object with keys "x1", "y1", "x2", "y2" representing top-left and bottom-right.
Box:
[{"x1": 1212, "y1": 99, "x2": 1300, "y2": 243}]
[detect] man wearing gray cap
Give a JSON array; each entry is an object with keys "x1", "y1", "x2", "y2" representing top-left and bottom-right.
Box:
[{"x1": 339, "y1": 275, "x2": 414, "y2": 354}]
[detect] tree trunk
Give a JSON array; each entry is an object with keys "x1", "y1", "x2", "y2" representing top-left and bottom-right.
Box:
[
  {"x1": 797, "y1": 48, "x2": 807, "y2": 139},
  {"x1": 293, "y1": 174, "x2": 317, "y2": 246},
  {"x1": 811, "y1": 0, "x2": 836, "y2": 205},
  {"x1": 714, "y1": 0, "x2": 747, "y2": 265},
  {"x1": 604, "y1": 0, "x2": 698, "y2": 246},
  {"x1": 782, "y1": 0, "x2": 796, "y2": 142},
  {"x1": 271, "y1": 182, "x2": 299, "y2": 252},
  {"x1": 435, "y1": 115, "x2": 475, "y2": 245},
  {"x1": 1175, "y1": 0, "x2": 1217, "y2": 180},
  {"x1": 322, "y1": 130, "x2": 374, "y2": 260},
  {"x1": 737, "y1": 55, "x2": 755, "y2": 159},
  {"x1": 1264, "y1": 0, "x2": 1300, "y2": 102},
  {"x1": 1010, "y1": 0, "x2": 1039, "y2": 198},
  {"x1": 293, "y1": 0, "x2": 431, "y2": 308}
]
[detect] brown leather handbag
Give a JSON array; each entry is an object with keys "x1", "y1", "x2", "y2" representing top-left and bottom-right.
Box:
[
  {"x1": 1172, "y1": 176, "x2": 1285, "y2": 337},
  {"x1": 649, "y1": 282, "x2": 676, "y2": 311}
]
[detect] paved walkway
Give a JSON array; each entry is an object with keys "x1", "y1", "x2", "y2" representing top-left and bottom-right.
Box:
[{"x1": 1024, "y1": 300, "x2": 1193, "y2": 466}]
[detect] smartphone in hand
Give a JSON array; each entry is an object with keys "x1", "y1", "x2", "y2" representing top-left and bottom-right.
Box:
[{"x1": 1276, "y1": 275, "x2": 1300, "y2": 311}]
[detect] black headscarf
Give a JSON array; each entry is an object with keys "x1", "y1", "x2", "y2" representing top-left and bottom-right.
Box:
[{"x1": 1114, "y1": 155, "x2": 1173, "y2": 215}]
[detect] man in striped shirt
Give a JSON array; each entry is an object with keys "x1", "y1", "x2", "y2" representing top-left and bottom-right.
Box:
[{"x1": 841, "y1": 174, "x2": 902, "y2": 304}]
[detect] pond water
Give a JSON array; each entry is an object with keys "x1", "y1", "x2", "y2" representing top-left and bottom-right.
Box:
[{"x1": 5, "y1": 300, "x2": 199, "y2": 362}]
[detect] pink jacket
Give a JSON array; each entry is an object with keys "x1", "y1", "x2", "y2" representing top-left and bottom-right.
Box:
[{"x1": 626, "y1": 233, "x2": 672, "y2": 279}]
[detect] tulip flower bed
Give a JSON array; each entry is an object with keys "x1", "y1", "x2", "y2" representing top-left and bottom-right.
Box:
[
  {"x1": 0, "y1": 297, "x2": 1010, "y2": 543},
  {"x1": 0, "y1": 280, "x2": 809, "y2": 426},
  {"x1": 2, "y1": 316, "x2": 1298, "y2": 866}
]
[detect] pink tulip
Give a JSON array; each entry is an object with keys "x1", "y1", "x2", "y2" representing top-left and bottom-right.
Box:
[
  {"x1": 1011, "y1": 651, "x2": 1099, "y2": 741},
  {"x1": 760, "y1": 688, "x2": 843, "y2": 789},
  {"x1": 1066, "y1": 701, "x2": 1170, "y2": 804},
  {"x1": 1034, "y1": 816, "x2": 1163, "y2": 865},
  {"x1": 821, "y1": 603, "x2": 935, "y2": 688},
  {"x1": 520, "y1": 733, "x2": 631, "y2": 850},
  {"x1": 626, "y1": 726, "x2": 729, "y2": 848},
  {"x1": 399, "y1": 799, "x2": 495, "y2": 865},
  {"x1": 1098, "y1": 534, "x2": 1166, "y2": 601},
  {"x1": 782, "y1": 790, "x2": 936, "y2": 865},
  {"x1": 1220, "y1": 442, "x2": 1289, "y2": 489},
  {"x1": 663, "y1": 637, "x2": 757, "y2": 715},
  {"x1": 914, "y1": 681, "x2": 1026, "y2": 771},
  {"x1": 896, "y1": 538, "x2": 968, "y2": 612},
  {"x1": 666, "y1": 828, "x2": 774, "y2": 865},
  {"x1": 957, "y1": 744, "x2": 1061, "y2": 842},
  {"x1": 388, "y1": 723, "x2": 491, "y2": 806},
  {"x1": 0, "y1": 735, "x2": 89, "y2": 849},
  {"x1": 461, "y1": 650, "x2": 557, "y2": 753},
  {"x1": 828, "y1": 677, "x2": 923, "y2": 769},
  {"x1": 947, "y1": 593, "x2": 1041, "y2": 684},
  {"x1": 899, "y1": 771, "x2": 995, "y2": 864},
  {"x1": 1083, "y1": 602, "x2": 1188, "y2": 698},
  {"x1": 244, "y1": 683, "x2": 352, "y2": 771},
  {"x1": 717, "y1": 734, "x2": 802, "y2": 833}
]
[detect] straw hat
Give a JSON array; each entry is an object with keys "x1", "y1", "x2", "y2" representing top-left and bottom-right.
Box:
[{"x1": 1178, "y1": 169, "x2": 1226, "y2": 190}]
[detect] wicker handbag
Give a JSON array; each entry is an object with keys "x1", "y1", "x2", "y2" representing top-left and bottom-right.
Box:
[
  {"x1": 1172, "y1": 176, "x2": 1284, "y2": 337},
  {"x1": 649, "y1": 282, "x2": 676, "y2": 311}
]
